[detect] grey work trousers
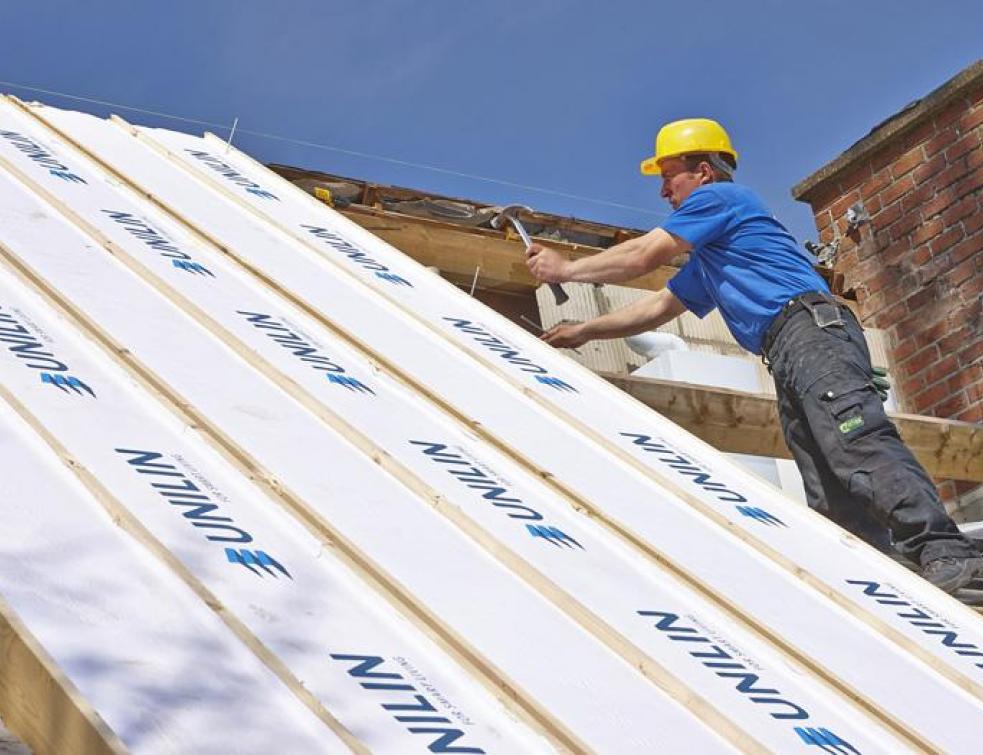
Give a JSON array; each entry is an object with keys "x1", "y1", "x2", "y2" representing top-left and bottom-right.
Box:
[{"x1": 764, "y1": 301, "x2": 975, "y2": 565}]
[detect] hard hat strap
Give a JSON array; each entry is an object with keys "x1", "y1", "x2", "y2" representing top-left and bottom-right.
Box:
[{"x1": 707, "y1": 153, "x2": 735, "y2": 178}]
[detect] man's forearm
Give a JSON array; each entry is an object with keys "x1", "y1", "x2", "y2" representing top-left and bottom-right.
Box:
[
  {"x1": 566, "y1": 228, "x2": 688, "y2": 284},
  {"x1": 579, "y1": 289, "x2": 685, "y2": 341}
]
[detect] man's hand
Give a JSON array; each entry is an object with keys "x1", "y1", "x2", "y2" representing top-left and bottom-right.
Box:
[
  {"x1": 526, "y1": 243, "x2": 573, "y2": 283},
  {"x1": 541, "y1": 322, "x2": 588, "y2": 349}
]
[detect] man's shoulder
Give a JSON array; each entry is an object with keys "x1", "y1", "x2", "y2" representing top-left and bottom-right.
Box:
[
  {"x1": 701, "y1": 183, "x2": 778, "y2": 219},
  {"x1": 679, "y1": 182, "x2": 756, "y2": 210},
  {"x1": 697, "y1": 182, "x2": 759, "y2": 202}
]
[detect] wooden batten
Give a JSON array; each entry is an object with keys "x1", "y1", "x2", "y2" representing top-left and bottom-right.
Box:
[{"x1": 603, "y1": 373, "x2": 983, "y2": 483}]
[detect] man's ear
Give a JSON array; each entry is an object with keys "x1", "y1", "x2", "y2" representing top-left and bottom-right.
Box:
[{"x1": 698, "y1": 160, "x2": 716, "y2": 185}]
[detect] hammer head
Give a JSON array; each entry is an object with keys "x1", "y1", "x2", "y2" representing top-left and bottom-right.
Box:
[{"x1": 490, "y1": 204, "x2": 533, "y2": 230}]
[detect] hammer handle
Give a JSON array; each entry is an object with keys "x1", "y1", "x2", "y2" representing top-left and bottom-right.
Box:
[
  {"x1": 511, "y1": 218, "x2": 569, "y2": 306},
  {"x1": 548, "y1": 282, "x2": 570, "y2": 305},
  {"x1": 511, "y1": 220, "x2": 534, "y2": 248}
]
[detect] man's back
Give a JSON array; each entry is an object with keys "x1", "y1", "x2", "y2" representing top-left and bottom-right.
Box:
[{"x1": 663, "y1": 183, "x2": 828, "y2": 353}]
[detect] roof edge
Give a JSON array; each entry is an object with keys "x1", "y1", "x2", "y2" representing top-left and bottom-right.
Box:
[{"x1": 792, "y1": 59, "x2": 983, "y2": 202}]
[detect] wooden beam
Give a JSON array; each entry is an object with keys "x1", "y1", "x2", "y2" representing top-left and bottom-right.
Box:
[
  {"x1": 602, "y1": 372, "x2": 983, "y2": 482},
  {"x1": 271, "y1": 163, "x2": 647, "y2": 243},
  {"x1": 333, "y1": 206, "x2": 869, "y2": 318},
  {"x1": 337, "y1": 205, "x2": 676, "y2": 294},
  {"x1": 0, "y1": 598, "x2": 125, "y2": 755}
]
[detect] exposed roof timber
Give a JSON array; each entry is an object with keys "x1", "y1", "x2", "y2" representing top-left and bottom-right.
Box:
[
  {"x1": 339, "y1": 204, "x2": 676, "y2": 294},
  {"x1": 603, "y1": 372, "x2": 983, "y2": 483},
  {"x1": 271, "y1": 164, "x2": 839, "y2": 296},
  {"x1": 269, "y1": 163, "x2": 646, "y2": 245},
  {"x1": 0, "y1": 598, "x2": 125, "y2": 754}
]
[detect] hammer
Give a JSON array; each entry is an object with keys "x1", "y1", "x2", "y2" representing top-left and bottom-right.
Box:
[{"x1": 491, "y1": 204, "x2": 569, "y2": 305}]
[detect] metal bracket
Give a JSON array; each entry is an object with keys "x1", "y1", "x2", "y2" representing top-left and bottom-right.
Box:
[
  {"x1": 804, "y1": 239, "x2": 841, "y2": 269},
  {"x1": 845, "y1": 201, "x2": 870, "y2": 232}
]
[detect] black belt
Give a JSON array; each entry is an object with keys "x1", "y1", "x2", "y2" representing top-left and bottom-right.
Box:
[{"x1": 761, "y1": 290, "x2": 843, "y2": 357}]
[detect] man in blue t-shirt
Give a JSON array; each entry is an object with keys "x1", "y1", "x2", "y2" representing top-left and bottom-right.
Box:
[{"x1": 526, "y1": 118, "x2": 980, "y2": 593}]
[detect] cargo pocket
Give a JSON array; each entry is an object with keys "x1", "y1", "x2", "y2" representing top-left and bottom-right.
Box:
[{"x1": 816, "y1": 377, "x2": 882, "y2": 446}]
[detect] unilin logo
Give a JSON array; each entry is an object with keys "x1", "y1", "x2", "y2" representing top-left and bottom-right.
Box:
[
  {"x1": 103, "y1": 210, "x2": 215, "y2": 277},
  {"x1": 237, "y1": 310, "x2": 374, "y2": 394},
  {"x1": 526, "y1": 524, "x2": 582, "y2": 548},
  {"x1": 0, "y1": 306, "x2": 95, "y2": 398},
  {"x1": 184, "y1": 150, "x2": 279, "y2": 200},
  {"x1": 300, "y1": 225, "x2": 413, "y2": 287},
  {"x1": 40, "y1": 372, "x2": 95, "y2": 396},
  {"x1": 411, "y1": 441, "x2": 584, "y2": 550},
  {"x1": 615, "y1": 433, "x2": 798, "y2": 529},
  {"x1": 0, "y1": 130, "x2": 87, "y2": 184},
  {"x1": 736, "y1": 506, "x2": 786, "y2": 527},
  {"x1": 117, "y1": 449, "x2": 291, "y2": 579},
  {"x1": 330, "y1": 654, "x2": 485, "y2": 753},
  {"x1": 847, "y1": 579, "x2": 983, "y2": 672},
  {"x1": 442, "y1": 318, "x2": 577, "y2": 392},
  {"x1": 638, "y1": 610, "x2": 859, "y2": 753},
  {"x1": 225, "y1": 548, "x2": 290, "y2": 577}
]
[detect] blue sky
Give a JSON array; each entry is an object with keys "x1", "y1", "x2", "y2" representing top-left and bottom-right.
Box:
[{"x1": 2, "y1": 1, "x2": 980, "y2": 244}]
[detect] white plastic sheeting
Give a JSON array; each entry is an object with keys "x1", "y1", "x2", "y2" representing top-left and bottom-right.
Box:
[{"x1": 0, "y1": 96, "x2": 981, "y2": 752}]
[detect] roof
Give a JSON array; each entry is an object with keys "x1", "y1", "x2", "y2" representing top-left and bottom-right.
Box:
[{"x1": 1, "y1": 95, "x2": 982, "y2": 753}]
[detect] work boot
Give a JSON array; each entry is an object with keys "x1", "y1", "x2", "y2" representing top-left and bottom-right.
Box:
[{"x1": 921, "y1": 556, "x2": 983, "y2": 593}]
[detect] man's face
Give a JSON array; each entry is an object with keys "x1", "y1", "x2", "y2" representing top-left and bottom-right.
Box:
[{"x1": 659, "y1": 156, "x2": 709, "y2": 209}]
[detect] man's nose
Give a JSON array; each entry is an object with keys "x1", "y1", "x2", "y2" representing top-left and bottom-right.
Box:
[{"x1": 660, "y1": 180, "x2": 672, "y2": 198}]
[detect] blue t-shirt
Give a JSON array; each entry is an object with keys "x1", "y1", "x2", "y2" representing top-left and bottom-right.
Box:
[{"x1": 663, "y1": 183, "x2": 828, "y2": 354}]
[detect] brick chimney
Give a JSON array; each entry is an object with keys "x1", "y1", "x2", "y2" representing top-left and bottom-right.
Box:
[{"x1": 792, "y1": 60, "x2": 982, "y2": 510}]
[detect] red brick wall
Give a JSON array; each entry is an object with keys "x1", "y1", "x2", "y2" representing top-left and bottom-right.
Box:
[
  {"x1": 796, "y1": 71, "x2": 981, "y2": 506},
  {"x1": 803, "y1": 86, "x2": 982, "y2": 419}
]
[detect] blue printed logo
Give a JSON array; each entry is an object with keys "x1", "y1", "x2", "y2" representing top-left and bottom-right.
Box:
[
  {"x1": 736, "y1": 505, "x2": 787, "y2": 527},
  {"x1": 330, "y1": 654, "x2": 484, "y2": 753},
  {"x1": 639, "y1": 610, "x2": 855, "y2": 749},
  {"x1": 103, "y1": 211, "x2": 216, "y2": 278},
  {"x1": 300, "y1": 225, "x2": 414, "y2": 287},
  {"x1": 375, "y1": 271, "x2": 413, "y2": 287},
  {"x1": 535, "y1": 375, "x2": 577, "y2": 392},
  {"x1": 237, "y1": 310, "x2": 374, "y2": 396},
  {"x1": 443, "y1": 318, "x2": 578, "y2": 393},
  {"x1": 117, "y1": 449, "x2": 290, "y2": 580},
  {"x1": 621, "y1": 433, "x2": 749, "y2": 505},
  {"x1": 185, "y1": 150, "x2": 279, "y2": 200},
  {"x1": 172, "y1": 259, "x2": 215, "y2": 276},
  {"x1": 526, "y1": 524, "x2": 583, "y2": 549},
  {"x1": 327, "y1": 373, "x2": 375, "y2": 393},
  {"x1": 1, "y1": 306, "x2": 97, "y2": 399},
  {"x1": 40, "y1": 372, "x2": 95, "y2": 397},
  {"x1": 848, "y1": 579, "x2": 983, "y2": 671},
  {"x1": 794, "y1": 727, "x2": 860, "y2": 754},
  {"x1": 225, "y1": 548, "x2": 291, "y2": 578},
  {"x1": 0, "y1": 130, "x2": 87, "y2": 184},
  {"x1": 412, "y1": 441, "x2": 586, "y2": 552}
]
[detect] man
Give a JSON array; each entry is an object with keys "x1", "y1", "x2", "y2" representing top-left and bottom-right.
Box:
[{"x1": 526, "y1": 117, "x2": 981, "y2": 593}]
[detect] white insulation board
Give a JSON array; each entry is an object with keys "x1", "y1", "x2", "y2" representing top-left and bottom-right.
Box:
[
  {"x1": 0, "y1": 96, "x2": 981, "y2": 753},
  {"x1": 0, "y1": 398, "x2": 344, "y2": 754}
]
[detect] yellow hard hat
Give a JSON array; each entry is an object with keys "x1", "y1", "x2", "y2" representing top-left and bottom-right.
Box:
[{"x1": 640, "y1": 118, "x2": 738, "y2": 176}]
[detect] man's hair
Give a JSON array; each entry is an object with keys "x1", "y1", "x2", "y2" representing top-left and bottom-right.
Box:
[{"x1": 682, "y1": 152, "x2": 736, "y2": 182}]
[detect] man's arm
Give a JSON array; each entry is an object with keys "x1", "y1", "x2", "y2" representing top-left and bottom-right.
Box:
[
  {"x1": 541, "y1": 288, "x2": 688, "y2": 348},
  {"x1": 526, "y1": 228, "x2": 691, "y2": 284}
]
